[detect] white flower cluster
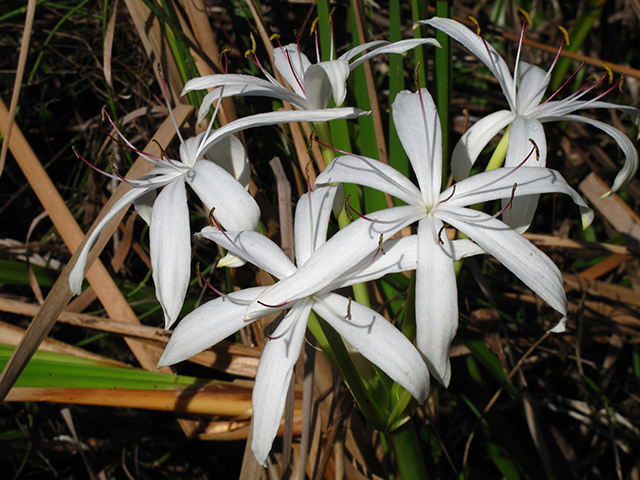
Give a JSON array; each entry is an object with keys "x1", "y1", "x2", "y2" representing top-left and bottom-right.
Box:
[{"x1": 70, "y1": 16, "x2": 638, "y2": 466}]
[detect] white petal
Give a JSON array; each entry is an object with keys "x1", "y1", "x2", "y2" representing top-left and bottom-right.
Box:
[
  {"x1": 198, "y1": 108, "x2": 368, "y2": 155},
  {"x1": 415, "y1": 217, "x2": 458, "y2": 386},
  {"x1": 439, "y1": 167, "x2": 594, "y2": 230},
  {"x1": 251, "y1": 298, "x2": 311, "y2": 466},
  {"x1": 421, "y1": 17, "x2": 516, "y2": 110},
  {"x1": 450, "y1": 239, "x2": 486, "y2": 259},
  {"x1": 438, "y1": 207, "x2": 568, "y2": 319},
  {"x1": 540, "y1": 114, "x2": 639, "y2": 196},
  {"x1": 203, "y1": 134, "x2": 251, "y2": 189},
  {"x1": 69, "y1": 187, "x2": 150, "y2": 295},
  {"x1": 273, "y1": 44, "x2": 312, "y2": 99},
  {"x1": 188, "y1": 160, "x2": 260, "y2": 231},
  {"x1": 392, "y1": 89, "x2": 443, "y2": 203},
  {"x1": 132, "y1": 189, "x2": 156, "y2": 225},
  {"x1": 294, "y1": 186, "x2": 337, "y2": 267},
  {"x1": 217, "y1": 252, "x2": 248, "y2": 268},
  {"x1": 184, "y1": 75, "x2": 305, "y2": 123},
  {"x1": 516, "y1": 61, "x2": 551, "y2": 115},
  {"x1": 315, "y1": 155, "x2": 423, "y2": 206},
  {"x1": 157, "y1": 287, "x2": 266, "y2": 367},
  {"x1": 313, "y1": 293, "x2": 430, "y2": 402},
  {"x1": 502, "y1": 115, "x2": 548, "y2": 232},
  {"x1": 339, "y1": 40, "x2": 389, "y2": 62},
  {"x1": 451, "y1": 110, "x2": 515, "y2": 181},
  {"x1": 150, "y1": 179, "x2": 191, "y2": 329},
  {"x1": 304, "y1": 59, "x2": 350, "y2": 108},
  {"x1": 244, "y1": 205, "x2": 426, "y2": 320},
  {"x1": 197, "y1": 228, "x2": 297, "y2": 280},
  {"x1": 332, "y1": 236, "x2": 418, "y2": 288},
  {"x1": 348, "y1": 38, "x2": 441, "y2": 70}
]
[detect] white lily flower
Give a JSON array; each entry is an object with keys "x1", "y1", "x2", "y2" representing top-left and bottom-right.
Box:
[
  {"x1": 315, "y1": 89, "x2": 594, "y2": 386},
  {"x1": 183, "y1": 34, "x2": 440, "y2": 124},
  {"x1": 69, "y1": 90, "x2": 367, "y2": 329},
  {"x1": 416, "y1": 16, "x2": 639, "y2": 231},
  {"x1": 158, "y1": 186, "x2": 432, "y2": 465}
]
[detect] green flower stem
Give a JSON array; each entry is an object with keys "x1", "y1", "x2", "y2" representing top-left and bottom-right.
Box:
[
  {"x1": 485, "y1": 125, "x2": 510, "y2": 171},
  {"x1": 389, "y1": 420, "x2": 429, "y2": 480}
]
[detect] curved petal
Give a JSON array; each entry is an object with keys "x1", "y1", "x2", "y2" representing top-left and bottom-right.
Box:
[
  {"x1": 439, "y1": 167, "x2": 594, "y2": 229},
  {"x1": 540, "y1": 114, "x2": 639, "y2": 196},
  {"x1": 348, "y1": 38, "x2": 441, "y2": 71},
  {"x1": 273, "y1": 44, "x2": 312, "y2": 99},
  {"x1": 316, "y1": 155, "x2": 424, "y2": 206},
  {"x1": 502, "y1": 115, "x2": 548, "y2": 232},
  {"x1": 305, "y1": 59, "x2": 350, "y2": 108},
  {"x1": 244, "y1": 205, "x2": 426, "y2": 320},
  {"x1": 313, "y1": 293, "x2": 430, "y2": 402},
  {"x1": 415, "y1": 217, "x2": 458, "y2": 386},
  {"x1": 197, "y1": 227, "x2": 297, "y2": 280},
  {"x1": 451, "y1": 110, "x2": 515, "y2": 181},
  {"x1": 157, "y1": 287, "x2": 267, "y2": 367},
  {"x1": 294, "y1": 186, "x2": 337, "y2": 267},
  {"x1": 190, "y1": 77, "x2": 305, "y2": 124},
  {"x1": 204, "y1": 134, "x2": 251, "y2": 189},
  {"x1": 188, "y1": 160, "x2": 260, "y2": 232},
  {"x1": 339, "y1": 40, "x2": 389, "y2": 62},
  {"x1": 150, "y1": 179, "x2": 191, "y2": 329},
  {"x1": 251, "y1": 298, "x2": 311, "y2": 466},
  {"x1": 332, "y1": 236, "x2": 418, "y2": 289},
  {"x1": 517, "y1": 61, "x2": 550, "y2": 115},
  {"x1": 438, "y1": 206, "x2": 568, "y2": 320},
  {"x1": 393, "y1": 89, "x2": 443, "y2": 203},
  {"x1": 421, "y1": 17, "x2": 516, "y2": 110},
  {"x1": 69, "y1": 187, "x2": 150, "y2": 295},
  {"x1": 199, "y1": 108, "x2": 368, "y2": 155}
]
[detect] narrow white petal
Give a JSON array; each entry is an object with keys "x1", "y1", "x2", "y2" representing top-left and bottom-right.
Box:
[
  {"x1": 540, "y1": 114, "x2": 639, "y2": 196},
  {"x1": 197, "y1": 228, "x2": 297, "y2": 280},
  {"x1": 294, "y1": 186, "x2": 337, "y2": 267},
  {"x1": 339, "y1": 40, "x2": 389, "y2": 62},
  {"x1": 516, "y1": 61, "x2": 551, "y2": 115},
  {"x1": 197, "y1": 83, "x2": 306, "y2": 123},
  {"x1": 305, "y1": 60, "x2": 350, "y2": 108},
  {"x1": 502, "y1": 115, "x2": 548, "y2": 232},
  {"x1": 150, "y1": 179, "x2": 191, "y2": 329},
  {"x1": 69, "y1": 187, "x2": 149, "y2": 295},
  {"x1": 451, "y1": 110, "x2": 516, "y2": 181},
  {"x1": 438, "y1": 207, "x2": 568, "y2": 318},
  {"x1": 199, "y1": 108, "x2": 368, "y2": 154},
  {"x1": 439, "y1": 167, "x2": 594, "y2": 229},
  {"x1": 393, "y1": 89, "x2": 443, "y2": 203},
  {"x1": 251, "y1": 299, "x2": 311, "y2": 466},
  {"x1": 333, "y1": 236, "x2": 418, "y2": 289},
  {"x1": 316, "y1": 155, "x2": 424, "y2": 206},
  {"x1": 157, "y1": 287, "x2": 266, "y2": 367},
  {"x1": 244, "y1": 205, "x2": 426, "y2": 320},
  {"x1": 273, "y1": 44, "x2": 312, "y2": 99},
  {"x1": 313, "y1": 293, "x2": 430, "y2": 402},
  {"x1": 421, "y1": 17, "x2": 516, "y2": 110},
  {"x1": 415, "y1": 217, "x2": 458, "y2": 386},
  {"x1": 348, "y1": 38, "x2": 441, "y2": 70},
  {"x1": 188, "y1": 160, "x2": 260, "y2": 231}
]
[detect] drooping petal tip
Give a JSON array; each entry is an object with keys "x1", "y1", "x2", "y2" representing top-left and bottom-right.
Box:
[{"x1": 547, "y1": 316, "x2": 566, "y2": 333}]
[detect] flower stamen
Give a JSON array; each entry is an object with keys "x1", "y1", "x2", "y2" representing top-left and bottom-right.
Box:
[
  {"x1": 196, "y1": 262, "x2": 228, "y2": 298},
  {"x1": 345, "y1": 296, "x2": 352, "y2": 320},
  {"x1": 437, "y1": 224, "x2": 447, "y2": 245},
  {"x1": 345, "y1": 194, "x2": 373, "y2": 221}
]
